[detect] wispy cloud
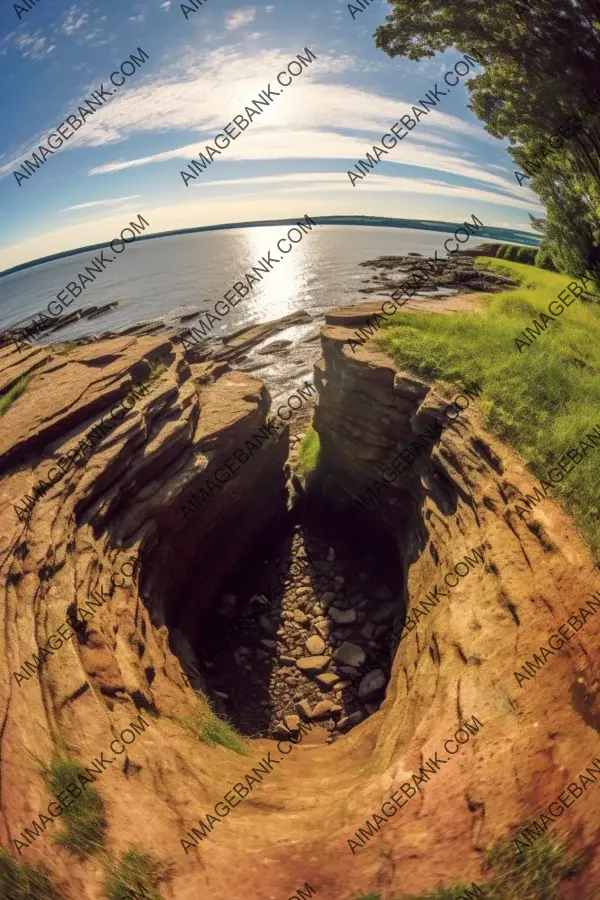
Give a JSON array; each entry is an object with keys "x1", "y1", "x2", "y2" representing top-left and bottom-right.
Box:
[
  {"x1": 160, "y1": 0, "x2": 171, "y2": 8},
  {"x1": 61, "y1": 6, "x2": 89, "y2": 35},
  {"x1": 225, "y1": 7, "x2": 256, "y2": 29},
  {"x1": 60, "y1": 194, "x2": 142, "y2": 212}
]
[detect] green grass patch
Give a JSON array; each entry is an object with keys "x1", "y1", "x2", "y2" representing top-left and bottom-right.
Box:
[
  {"x1": 105, "y1": 848, "x2": 162, "y2": 900},
  {"x1": 297, "y1": 425, "x2": 321, "y2": 477},
  {"x1": 174, "y1": 696, "x2": 248, "y2": 755},
  {"x1": 351, "y1": 827, "x2": 582, "y2": 899},
  {"x1": 0, "y1": 849, "x2": 60, "y2": 900},
  {"x1": 42, "y1": 757, "x2": 107, "y2": 857},
  {"x1": 0, "y1": 375, "x2": 32, "y2": 417},
  {"x1": 148, "y1": 362, "x2": 168, "y2": 383},
  {"x1": 375, "y1": 257, "x2": 600, "y2": 557}
]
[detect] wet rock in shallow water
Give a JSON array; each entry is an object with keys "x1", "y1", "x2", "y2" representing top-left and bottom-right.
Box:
[
  {"x1": 334, "y1": 642, "x2": 366, "y2": 668},
  {"x1": 336, "y1": 710, "x2": 364, "y2": 731},
  {"x1": 305, "y1": 634, "x2": 326, "y2": 655},
  {"x1": 260, "y1": 638, "x2": 277, "y2": 651},
  {"x1": 296, "y1": 655, "x2": 330, "y2": 674},
  {"x1": 358, "y1": 669, "x2": 386, "y2": 700},
  {"x1": 329, "y1": 606, "x2": 357, "y2": 626},
  {"x1": 311, "y1": 700, "x2": 343, "y2": 720},
  {"x1": 260, "y1": 615, "x2": 276, "y2": 634},
  {"x1": 316, "y1": 672, "x2": 340, "y2": 690},
  {"x1": 374, "y1": 585, "x2": 393, "y2": 601},
  {"x1": 295, "y1": 698, "x2": 313, "y2": 720},
  {"x1": 361, "y1": 621, "x2": 377, "y2": 640},
  {"x1": 320, "y1": 591, "x2": 336, "y2": 608},
  {"x1": 370, "y1": 602, "x2": 396, "y2": 623},
  {"x1": 219, "y1": 593, "x2": 236, "y2": 616}
]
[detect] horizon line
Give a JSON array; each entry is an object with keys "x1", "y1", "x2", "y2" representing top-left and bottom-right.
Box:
[{"x1": 0, "y1": 214, "x2": 538, "y2": 279}]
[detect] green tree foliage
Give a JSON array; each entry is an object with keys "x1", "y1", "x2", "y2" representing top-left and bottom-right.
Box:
[
  {"x1": 516, "y1": 246, "x2": 537, "y2": 263},
  {"x1": 374, "y1": 0, "x2": 600, "y2": 286},
  {"x1": 535, "y1": 243, "x2": 557, "y2": 270}
]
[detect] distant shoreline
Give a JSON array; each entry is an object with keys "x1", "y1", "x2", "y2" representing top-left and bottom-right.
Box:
[{"x1": 0, "y1": 215, "x2": 539, "y2": 278}]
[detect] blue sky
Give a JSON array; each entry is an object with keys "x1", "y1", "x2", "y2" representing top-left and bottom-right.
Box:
[{"x1": 0, "y1": 0, "x2": 543, "y2": 270}]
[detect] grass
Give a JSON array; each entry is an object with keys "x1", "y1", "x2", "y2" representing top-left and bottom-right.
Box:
[
  {"x1": 376, "y1": 257, "x2": 600, "y2": 557},
  {"x1": 147, "y1": 362, "x2": 168, "y2": 383},
  {"x1": 174, "y1": 695, "x2": 248, "y2": 755},
  {"x1": 351, "y1": 826, "x2": 582, "y2": 899},
  {"x1": 0, "y1": 375, "x2": 32, "y2": 417},
  {"x1": 104, "y1": 848, "x2": 162, "y2": 900},
  {"x1": 42, "y1": 757, "x2": 107, "y2": 857},
  {"x1": 0, "y1": 849, "x2": 60, "y2": 900},
  {"x1": 297, "y1": 425, "x2": 321, "y2": 477}
]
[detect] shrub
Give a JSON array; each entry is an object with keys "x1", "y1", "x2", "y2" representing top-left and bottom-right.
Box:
[
  {"x1": 0, "y1": 376, "x2": 32, "y2": 417},
  {"x1": 0, "y1": 849, "x2": 59, "y2": 900},
  {"x1": 496, "y1": 244, "x2": 508, "y2": 258},
  {"x1": 516, "y1": 246, "x2": 538, "y2": 265},
  {"x1": 506, "y1": 245, "x2": 521, "y2": 261},
  {"x1": 105, "y1": 848, "x2": 162, "y2": 900},
  {"x1": 535, "y1": 243, "x2": 557, "y2": 271},
  {"x1": 42, "y1": 757, "x2": 107, "y2": 857}
]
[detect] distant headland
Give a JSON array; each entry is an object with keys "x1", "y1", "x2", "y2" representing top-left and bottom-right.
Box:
[{"x1": 0, "y1": 214, "x2": 539, "y2": 278}]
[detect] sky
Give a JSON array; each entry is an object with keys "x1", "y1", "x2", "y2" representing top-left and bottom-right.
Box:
[{"x1": 0, "y1": 0, "x2": 544, "y2": 271}]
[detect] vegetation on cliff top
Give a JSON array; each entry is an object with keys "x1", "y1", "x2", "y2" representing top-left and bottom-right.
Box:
[
  {"x1": 374, "y1": 0, "x2": 600, "y2": 286},
  {"x1": 376, "y1": 257, "x2": 600, "y2": 557}
]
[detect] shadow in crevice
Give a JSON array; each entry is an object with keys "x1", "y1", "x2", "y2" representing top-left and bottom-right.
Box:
[{"x1": 191, "y1": 500, "x2": 407, "y2": 740}]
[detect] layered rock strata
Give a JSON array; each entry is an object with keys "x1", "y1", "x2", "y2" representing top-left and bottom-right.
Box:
[{"x1": 1, "y1": 309, "x2": 600, "y2": 900}]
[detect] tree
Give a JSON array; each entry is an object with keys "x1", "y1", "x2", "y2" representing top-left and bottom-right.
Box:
[{"x1": 374, "y1": 0, "x2": 600, "y2": 286}]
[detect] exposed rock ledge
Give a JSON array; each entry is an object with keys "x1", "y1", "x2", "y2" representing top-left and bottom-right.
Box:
[{"x1": 1, "y1": 310, "x2": 599, "y2": 899}]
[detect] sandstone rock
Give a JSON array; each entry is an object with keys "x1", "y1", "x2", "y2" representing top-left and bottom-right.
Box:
[
  {"x1": 358, "y1": 669, "x2": 386, "y2": 700},
  {"x1": 334, "y1": 642, "x2": 366, "y2": 667},
  {"x1": 311, "y1": 700, "x2": 343, "y2": 720},
  {"x1": 305, "y1": 634, "x2": 326, "y2": 655},
  {"x1": 273, "y1": 722, "x2": 291, "y2": 739},
  {"x1": 292, "y1": 609, "x2": 310, "y2": 625},
  {"x1": 315, "y1": 620, "x2": 332, "y2": 639},
  {"x1": 296, "y1": 655, "x2": 329, "y2": 674},
  {"x1": 329, "y1": 607, "x2": 356, "y2": 625},
  {"x1": 316, "y1": 672, "x2": 340, "y2": 690},
  {"x1": 284, "y1": 714, "x2": 301, "y2": 733},
  {"x1": 295, "y1": 699, "x2": 313, "y2": 720}
]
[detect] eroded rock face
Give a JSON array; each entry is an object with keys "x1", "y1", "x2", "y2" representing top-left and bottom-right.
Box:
[{"x1": 2, "y1": 314, "x2": 600, "y2": 900}]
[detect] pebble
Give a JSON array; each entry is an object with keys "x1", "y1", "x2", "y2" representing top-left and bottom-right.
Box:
[
  {"x1": 311, "y1": 700, "x2": 343, "y2": 720},
  {"x1": 296, "y1": 655, "x2": 330, "y2": 674},
  {"x1": 305, "y1": 634, "x2": 326, "y2": 655},
  {"x1": 316, "y1": 672, "x2": 340, "y2": 690}
]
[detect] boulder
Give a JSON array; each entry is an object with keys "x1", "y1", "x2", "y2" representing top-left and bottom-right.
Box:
[
  {"x1": 358, "y1": 669, "x2": 387, "y2": 700},
  {"x1": 329, "y1": 607, "x2": 357, "y2": 626},
  {"x1": 334, "y1": 642, "x2": 366, "y2": 668}
]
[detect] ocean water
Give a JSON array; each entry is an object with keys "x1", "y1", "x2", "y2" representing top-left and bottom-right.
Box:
[{"x1": 0, "y1": 224, "x2": 492, "y2": 346}]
